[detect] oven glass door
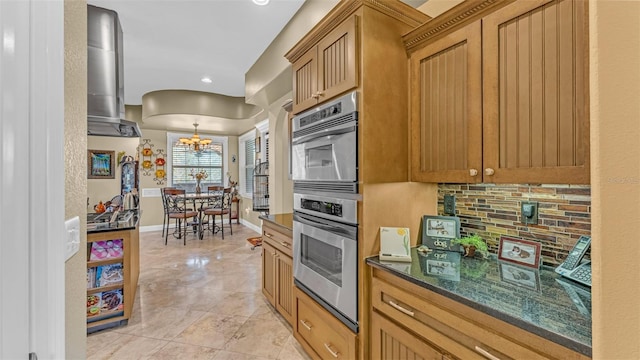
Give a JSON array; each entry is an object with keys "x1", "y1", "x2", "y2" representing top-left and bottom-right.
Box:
[
  {"x1": 291, "y1": 128, "x2": 357, "y2": 182},
  {"x1": 293, "y1": 212, "x2": 357, "y2": 323}
]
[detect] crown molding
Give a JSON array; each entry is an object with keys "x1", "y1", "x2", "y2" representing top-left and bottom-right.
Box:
[
  {"x1": 403, "y1": 0, "x2": 515, "y2": 54},
  {"x1": 285, "y1": 0, "x2": 431, "y2": 63}
]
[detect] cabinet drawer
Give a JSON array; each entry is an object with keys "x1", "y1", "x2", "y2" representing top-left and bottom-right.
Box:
[
  {"x1": 262, "y1": 224, "x2": 292, "y2": 257},
  {"x1": 294, "y1": 287, "x2": 357, "y2": 360},
  {"x1": 372, "y1": 276, "x2": 547, "y2": 360}
]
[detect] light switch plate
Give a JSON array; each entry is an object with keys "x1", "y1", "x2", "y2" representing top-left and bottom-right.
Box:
[
  {"x1": 444, "y1": 194, "x2": 456, "y2": 215},
  {"x1": 521, "y1": 201, "x2": 538, "y2": 225},
  {"x1": 65, "y1": 216, "x2": 80, "y2": 262}
]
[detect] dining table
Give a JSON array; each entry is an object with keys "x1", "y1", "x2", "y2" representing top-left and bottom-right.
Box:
[{"x1": 181, "y1": 192, "x2": 223, "y2": 240}]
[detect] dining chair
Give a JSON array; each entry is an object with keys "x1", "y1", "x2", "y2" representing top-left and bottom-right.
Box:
[
  {"x1": 162, "y1": 188, "x2": 199, "y2": 245},
  {"x1": 203, "y1": 186, "x2": 233, "y2": 239},
  {"x1": 160, "y1": 187, "x2": 177, "y2": 238}
]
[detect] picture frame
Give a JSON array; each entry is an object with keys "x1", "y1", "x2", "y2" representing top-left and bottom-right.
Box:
[
  {"x1": 420, "y1": 215, "x2": 461, "y2": 252},
  {"x1": 88, "y1": 150, "x2": 115, "y2": 179},
  {"x1": 499, "y1": 261, "x2": 541, "y2": 292},
  {"x1": 498, "y1": 236, "x2": 542, "y2": 268}
]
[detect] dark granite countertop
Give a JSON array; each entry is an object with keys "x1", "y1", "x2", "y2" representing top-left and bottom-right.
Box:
[
  {"x1": 87, "y1": 209, "x2": 140, "y2": 234},
  {"x1": 259, "y1": 213, "x2": 293, "y2": 233},
  {"x1": 367, "y1": 248, "x2": 591, "y2": 357}
]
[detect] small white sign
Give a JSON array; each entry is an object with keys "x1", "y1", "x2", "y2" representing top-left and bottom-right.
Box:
[{"x1": 379, "y1": 227, "x2": 412, "y2": 263}]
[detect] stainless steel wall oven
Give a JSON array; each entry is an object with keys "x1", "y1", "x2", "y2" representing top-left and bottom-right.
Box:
[
  {"x1": 293, "y1": 193, "x2": 358, "y2": 332},
  {"x1": 291, "y1": 92, "x2": 358, "y2": 194}
]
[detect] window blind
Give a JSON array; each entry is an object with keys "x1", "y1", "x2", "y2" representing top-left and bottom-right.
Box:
[
  {"x1": 244, "y1": 139, "x2": 255, "y2": 194},
  {"x1": 171, "y1": 142, "x2": 224, "y2": 186}
]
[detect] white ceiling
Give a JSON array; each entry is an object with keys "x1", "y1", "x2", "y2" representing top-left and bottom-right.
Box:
[
  {"x1": 87, "y1": 0, "x2": 427, "y2": 134},
  {"x1": 87, "y1": 0, "x2": 306, "y2": 105}
]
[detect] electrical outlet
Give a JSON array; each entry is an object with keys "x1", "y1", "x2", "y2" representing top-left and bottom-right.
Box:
[
  {"x1": 444, "y1": 194, "x2": 456, "y2": 215},
  {"x1": 521, "y1": 201, "x2": 538, "y2": 225}
]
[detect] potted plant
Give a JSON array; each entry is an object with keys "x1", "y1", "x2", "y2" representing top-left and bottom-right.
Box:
[{"x1": 452, "y1": 234, "x2": 489, "y2": 258}]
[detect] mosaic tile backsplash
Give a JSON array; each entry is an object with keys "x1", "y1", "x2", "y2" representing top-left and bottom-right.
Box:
[{"x1": 437, "y1": 184, "x2": 591, "y2": 266}]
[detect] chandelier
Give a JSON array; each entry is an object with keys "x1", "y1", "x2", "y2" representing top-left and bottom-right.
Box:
[{"x1": 176, "y1": 121, "x2": 212, "y2": 152}]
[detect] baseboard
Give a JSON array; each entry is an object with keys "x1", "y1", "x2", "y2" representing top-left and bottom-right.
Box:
[{"x1": 241, "y1": 219, "x2": 262, "y2": 234}]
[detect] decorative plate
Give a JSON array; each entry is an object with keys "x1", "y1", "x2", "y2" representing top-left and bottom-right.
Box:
[
  {"x1": 155, "y1": 169, "x2": 166, "y2": 178},
  {"x1": 141, "y1": 148, "x2": 153, "y2": 156},
  {"x1": 155, "y1": 157, "x2": 165, "y2": 166},
  {"x1": 142, "y1": 160, "x2": 152, "y2": 169}
]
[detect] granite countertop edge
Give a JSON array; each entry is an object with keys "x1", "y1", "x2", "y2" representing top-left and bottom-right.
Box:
[
  {"x1": 366, "y1": 257, "x2": 591, "y2": 357},
  {"x1": 259, "y1": 213, "x2": 293, "y2": 233}
]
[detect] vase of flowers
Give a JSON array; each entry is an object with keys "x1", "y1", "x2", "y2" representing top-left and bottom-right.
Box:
[{"x1": 190, "y1": 170, "x2": 208, "y2": 194}]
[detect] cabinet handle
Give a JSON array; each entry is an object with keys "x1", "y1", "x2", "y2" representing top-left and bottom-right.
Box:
[
  {"x1": 300, "y1": 319, "x2": 312, "y2": 331},
  {"x1": 316, "y1": 91, "x2": 325, "y2": 98},
  {"x1": 264, "y1": 232, "x2": 273, "y2": 238},
  {"x1": 311, "y1": 93, "x2": 320, "y2": 99},
  {"x1": 485, "y1": 168, "x2": 495, "y2": 176},
  {"x1": 280, "y1": 241, "x2": 289, "y2": 248},
  {"x1": 324, "y1": 343, "x2": 340, "y2": 358},
  {"x1": 469, "y1": 168, "x2": 478, "y2": 177},
  {"x1": 475, "y1": 346, "x2": 501, "y2": 360},
  {"x1": 388, "y1": 300, "x2": 415, "y2": 317}
]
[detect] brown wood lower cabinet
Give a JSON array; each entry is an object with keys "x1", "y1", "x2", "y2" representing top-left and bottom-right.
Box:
[
  {"x1": 261, "y1": 221, "x2": 294, "y2": 326},
  {"x1": 371, "y1": 269, "x2": 589, "y2": 360},
  {"x1": 294, "y1": 287, "x2": 357, "y2": 360}
]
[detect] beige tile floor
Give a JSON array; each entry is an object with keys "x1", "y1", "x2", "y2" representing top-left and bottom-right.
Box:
[{"x1": 87, "y1": 224, "x2": 311, "y2": 360}]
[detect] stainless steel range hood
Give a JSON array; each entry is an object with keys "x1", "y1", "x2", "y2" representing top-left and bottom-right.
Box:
[{"x1": 87, "y1": 5, "x2": 141, "y2": 137}]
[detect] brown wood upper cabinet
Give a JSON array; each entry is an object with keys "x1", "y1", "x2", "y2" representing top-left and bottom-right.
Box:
[
  {"x1": 408, "y1": 0, "x2": 589, "y2": 184},
  {"x1": 291, "y1": 16, "x2": 358, "y2": 115}
]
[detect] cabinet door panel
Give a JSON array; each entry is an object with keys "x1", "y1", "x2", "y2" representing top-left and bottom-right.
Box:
[
  {"x1": 483, "y1": 0, "x2": 589, "y2": 183},
  {"x1": 275, "y1": 253, "x2": 294, "y2": 326},
  {"x1": 261, "y1": 242, "x2": 276, "y2": 306},
  {"x1": 410, "y1": 21, "x2": 482, "y2": 183},
  {"x1": 371, "y1": 311, "x2": 443, "y2": 360},
  {"x1": 317, "y1": 15, "x2": 358, "y2": 104},
  {"x1": 292, "y1": 49, "x2": 318, "y2": 115}
]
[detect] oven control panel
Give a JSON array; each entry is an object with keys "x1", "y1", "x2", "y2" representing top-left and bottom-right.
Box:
[
  {"x1": 301, "y1": 198, "x2": 343, "y2": 218},
  {"x1": 294, "y1": 193, "x2": 357, "y2": 225}
]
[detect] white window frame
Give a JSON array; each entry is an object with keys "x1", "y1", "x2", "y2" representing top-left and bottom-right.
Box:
[
  {"x1": 166, "y1": 132, "x2": 228, "y2": 188},
  {"x1": 239, "y1": 130, "x2": 256, "y2": 199},
  {"x1": 256, "y1": 119, "x2": 269, "y2": 156}
]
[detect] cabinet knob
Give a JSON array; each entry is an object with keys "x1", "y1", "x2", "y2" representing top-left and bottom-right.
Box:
[
  {"x1": 469, "y1": 169, "x2": 478, "y2": 177},
  {"x1": 311, "y1": 93, "x2": 319, "y2": 99},
  {"x1": 485, "y1": 168, "x2": 495, "y2": 176},
  {"x1": 315, "y1": 91, "x2": 325, "y2": 98}
]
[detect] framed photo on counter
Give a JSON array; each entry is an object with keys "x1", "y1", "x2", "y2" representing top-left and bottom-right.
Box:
[
  {"x1": 421, "y1": 215, "x2": 461, "y2": 252},
  {"x1": 498, "y1": 236, "x2": 542, "y2": 268}
]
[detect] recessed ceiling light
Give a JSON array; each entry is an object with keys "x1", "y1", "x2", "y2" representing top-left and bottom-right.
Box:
[
  {"x1": 252, "y1": 0, "x2": 269, "y2": 5},
  {"x1": 201, "y1": 77, "x2": 213, "y2": 84}
]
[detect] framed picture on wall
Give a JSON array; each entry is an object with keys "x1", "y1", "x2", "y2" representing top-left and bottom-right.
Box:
[{"x1": 88, "y1": 150, "x2": 115, "y2": 179}]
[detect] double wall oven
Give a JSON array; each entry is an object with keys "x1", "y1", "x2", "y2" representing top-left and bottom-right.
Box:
[{"x1": 292, "y1": 91, "x2": 359, "y2": 332}]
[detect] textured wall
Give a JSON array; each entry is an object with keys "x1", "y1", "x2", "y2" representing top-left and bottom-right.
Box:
[
  {"x1": 64, "y1": 0, "x2": 87, "y2": 358},
  {"x1": 437, "y1": 184, "x2": 591, "y2": 266}
]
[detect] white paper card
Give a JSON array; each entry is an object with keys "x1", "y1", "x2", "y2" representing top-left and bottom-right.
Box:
[{"x1": 379, "y1": 227, "x2": 412, "y2": 262}]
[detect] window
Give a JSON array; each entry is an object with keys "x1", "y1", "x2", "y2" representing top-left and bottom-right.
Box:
[
  {"x1": 239, "y1": 131, "x2": 256, "y2": 198},
  {"x1": 167, "y1": 132, "x2": 228, "y2": 191}
]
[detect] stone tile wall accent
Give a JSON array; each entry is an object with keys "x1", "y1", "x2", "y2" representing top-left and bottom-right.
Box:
[{"x1": 437, "y1": 184, "x2": 591, "y2": 266}]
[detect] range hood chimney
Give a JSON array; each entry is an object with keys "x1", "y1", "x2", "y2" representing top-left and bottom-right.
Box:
[{"x1": 87, "y1": 5, "x2": 141, "y2": 137}]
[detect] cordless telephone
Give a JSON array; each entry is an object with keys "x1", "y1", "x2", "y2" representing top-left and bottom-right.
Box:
[{"x1": 555, "y1": 235, "x2": 591, "y2": 287}]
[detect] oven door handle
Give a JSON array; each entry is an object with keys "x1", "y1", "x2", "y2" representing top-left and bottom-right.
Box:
[
  {"x1": 292, "y1": 126, "x2": 356, "y2": 146},
  {"x1": 294, "y1": 213, "x2": 357, "y2": 239}
]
